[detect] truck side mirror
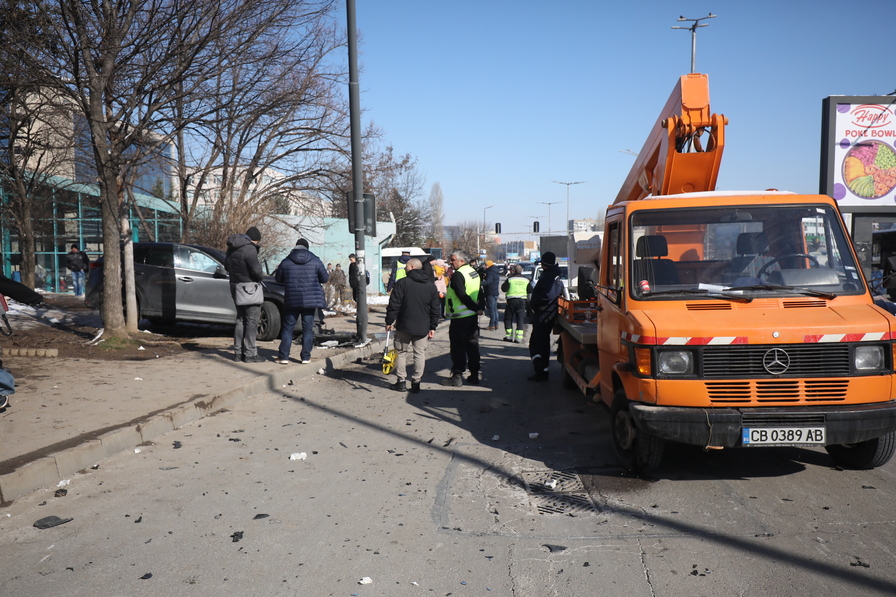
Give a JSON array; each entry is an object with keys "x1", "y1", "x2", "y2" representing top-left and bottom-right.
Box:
[{"x1": 883, "y1": 256, "x2": 896, "y2": 289}]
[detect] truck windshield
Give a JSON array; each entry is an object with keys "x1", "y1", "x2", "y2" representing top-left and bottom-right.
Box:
[{"x1": 629, "y1": 204, "x2": 865, "y2": 299}]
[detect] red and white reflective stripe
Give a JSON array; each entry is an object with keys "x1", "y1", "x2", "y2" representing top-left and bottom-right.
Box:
[
  {"x1": 620, "y1": 331, "x2": 896, "y2": 345},
  {"x1": 804, "y1": 332, "x2": 896, "y2": 342},
  {"x1": 620, "y1": 332, "x2": 747, "y2": 345}
]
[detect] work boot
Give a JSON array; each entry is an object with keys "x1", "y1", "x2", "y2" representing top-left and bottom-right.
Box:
[
  {"x1": 390, "y1": 379, "x2": 407, "y2": 392},
  {"x1": 441, "y1": 371, "x2": 463, "y2": 387},
  {"x1": 514, "y1": 330, "x2": 525, "y2": 343},
  {"x1": 503, "y1": 330, "x2": 513, "y2": 342},
  {"x1": 233, "y1": 353, "x2": 243, "y2": 362},
  {"x1": 468, "y1": 372, "x2": 480, "y2": 385},
  {"x1": 410, "y1": 381, "x2": 421, "y2": 393},
  {"x1": 527, "y1": 372, "x2": 549, "y2": 382}
]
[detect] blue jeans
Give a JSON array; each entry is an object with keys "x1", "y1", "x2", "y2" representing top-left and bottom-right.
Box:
[
  {"x1": 485, "y1": 295, "x2": 499, "y2": 327},
  {"x1": 278, "y1": 308, "x2": 315, "y2": 361},
  {"x1": 71, "y1": 270, "x2": 85, "y2": 296}
]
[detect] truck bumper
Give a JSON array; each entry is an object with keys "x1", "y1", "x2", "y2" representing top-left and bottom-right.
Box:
[{"x1": 629, "y1": 402, "x2": 896, "y2": 448}]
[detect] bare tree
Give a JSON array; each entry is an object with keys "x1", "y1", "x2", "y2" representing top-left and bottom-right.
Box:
[
  {"x1": 447, "y1": 220, "x2": 481, "y2": 257},
  {"x1": 18, "y1": 0, "x2": 339, "y2": 337},
  {"x1": 423, "y1": 181, "x2": 444, "y2": 248},
  {"x1": 168, "y1": 6, "x2": 348, "y2": 249},
  {"x1": 0, "y1": 2, "x2": 78, "y2": 288}
]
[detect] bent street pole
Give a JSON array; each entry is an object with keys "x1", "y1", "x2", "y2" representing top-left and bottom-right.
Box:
[{"x1": 347, "y1": 0, "x2": 367, "y2": 343}]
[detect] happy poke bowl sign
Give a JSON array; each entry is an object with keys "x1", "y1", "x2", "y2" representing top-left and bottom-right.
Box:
[{"x1": 823, "y1": 97, "x2": 896, "y2": 206}]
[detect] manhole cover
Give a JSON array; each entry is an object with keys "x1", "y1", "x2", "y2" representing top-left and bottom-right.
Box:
[{"x1": 520, "y1": 470, "x2": 598, "y2": 515}]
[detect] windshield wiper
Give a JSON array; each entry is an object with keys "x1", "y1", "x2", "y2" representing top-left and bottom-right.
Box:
[
  {"x1": 725, "y1": 284, "x2": 837, "y2": 300},
  {"x1": 641, "y1": 289, "x2": 753, "y2": 303}
]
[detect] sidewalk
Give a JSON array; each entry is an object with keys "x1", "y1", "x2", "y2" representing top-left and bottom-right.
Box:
[{"x1": 0, "y1": 304, "x2": 391, "y2": 504}]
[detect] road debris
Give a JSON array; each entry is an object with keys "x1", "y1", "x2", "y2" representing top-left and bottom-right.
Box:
[
  {"x1": 289, "y1": 452, "x2": 307, "y2": 461},
  {"x1": 33, "y1": 516, "x2": 73, "y2": 529}
]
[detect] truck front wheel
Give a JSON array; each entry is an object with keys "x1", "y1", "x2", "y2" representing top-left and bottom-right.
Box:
[
  {"x1": 611, "y1": 389, "x2": 664, "y2": 473},
  {"x1": 825, "y1": 431, "x2": 896, "y2": 469}
]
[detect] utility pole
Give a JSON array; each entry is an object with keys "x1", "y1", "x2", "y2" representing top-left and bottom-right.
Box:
[
  {"x1": 480, "y1": 205, "x2": 494, "y2": 256},
  {"x1": 346, "y1": 0, "x2": 367, "y2": 344},
  {"x1": 551, "y1": 181, "x2": 585, "y2": 233},
  {"x1": 537, "y1": 201, "x2": 560, "y2": 235},
  {"x1": 672, "y1": 13, "x2": 716, "y2": 73}
]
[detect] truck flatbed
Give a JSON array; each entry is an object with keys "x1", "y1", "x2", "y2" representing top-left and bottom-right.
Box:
[{"x1": 556, "y1": 299, "x2": 598, "y2": 344}]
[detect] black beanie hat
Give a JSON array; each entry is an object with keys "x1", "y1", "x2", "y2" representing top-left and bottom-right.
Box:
[
  {"x1": 541, "y1": 251, "x2": 556, "y2": 266},
  {"x1": 296, "y1": 238, "x2": 309, "y2": 248},
  {"x1": 246, "y1": 226, "x2": 261, "y2": 242}
]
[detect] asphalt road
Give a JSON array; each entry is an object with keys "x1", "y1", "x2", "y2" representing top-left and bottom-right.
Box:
[{"x1": 1, "y1": 332, "x2": 895, "y2": 596}]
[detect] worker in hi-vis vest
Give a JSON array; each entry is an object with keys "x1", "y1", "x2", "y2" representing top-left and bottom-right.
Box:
[
  {"x1": 387, "y1": 249, "x2": 412, "y2": 292},
  {"x1": 501, "y1": 264, "x2": 532, "y2": 343},
  {"x1": 441, "y1": 249, "x2": 484, "y2": 387}
]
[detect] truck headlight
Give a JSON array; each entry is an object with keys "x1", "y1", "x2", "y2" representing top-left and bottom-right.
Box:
[
  {"x1": 657, "y1": 350, "x2": 693, "y2": 375},
  {"x1": 855, "y1": 345, "x2": 884, "y2": 371}
]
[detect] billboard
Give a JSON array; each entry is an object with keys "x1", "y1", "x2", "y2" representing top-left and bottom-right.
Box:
[{"x1": 821, "y1": 96, "x2": 896, "y2": 207}]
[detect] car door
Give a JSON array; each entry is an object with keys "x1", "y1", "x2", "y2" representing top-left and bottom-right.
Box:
[
  {"x1": 138, "y1": 244, "x2": 177, "y2": 321},
  {"x1": 173, "y1": 245, "x2": 236, "y2": 323}
]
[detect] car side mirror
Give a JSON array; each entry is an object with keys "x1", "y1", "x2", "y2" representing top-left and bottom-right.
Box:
[{"x1": 214, "y1": 265, "x2": 229, "y2": 279}]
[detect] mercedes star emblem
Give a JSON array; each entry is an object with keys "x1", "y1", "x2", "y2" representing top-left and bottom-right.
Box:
[{"x1": 762, "y1": 348, "x2": 790, "y2": 375}]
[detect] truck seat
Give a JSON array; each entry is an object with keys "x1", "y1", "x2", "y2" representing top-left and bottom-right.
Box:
[
  {"x1": 727, "y1": 232, "x2": 776, "y2": 279},
  {"x1": 633, "y1": 235, "x2": 680, "y2": 286}
]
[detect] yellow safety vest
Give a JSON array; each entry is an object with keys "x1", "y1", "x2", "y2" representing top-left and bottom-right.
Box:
[
  {"x1": 446, "y1": 264, "x2": 480, "y2": 319},
  {"x1": 395, "y1": 260, "x2": 408, "y2": 282},
  {"x1": 505, "y1": 276, "x2": 529, "y2": 299}
]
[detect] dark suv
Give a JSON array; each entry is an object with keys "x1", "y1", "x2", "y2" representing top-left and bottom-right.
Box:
[{"x1": 84, "y1": 242, "x2": 287, "y2": 341}]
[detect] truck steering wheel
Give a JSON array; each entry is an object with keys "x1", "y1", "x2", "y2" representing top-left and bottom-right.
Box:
[{"x1": 757, "y1": 253, "x2": 820, "y2": 280}]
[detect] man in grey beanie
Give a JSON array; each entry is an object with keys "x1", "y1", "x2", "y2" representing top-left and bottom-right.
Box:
[{"x1": 225, "y1": 226, "x2": 265, "y2": 362}]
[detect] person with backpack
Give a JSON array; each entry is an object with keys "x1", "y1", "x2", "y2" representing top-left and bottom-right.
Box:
[{"x1": 528, "y1": 252, "x2": 564, "y2": 382}]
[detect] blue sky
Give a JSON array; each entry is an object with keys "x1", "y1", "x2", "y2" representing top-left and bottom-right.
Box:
[{"x1": 353, "y1": 0, "x2": 895, "y2": 242}]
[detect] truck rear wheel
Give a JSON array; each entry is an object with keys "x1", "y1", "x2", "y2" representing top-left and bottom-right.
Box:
[
  {"x1": 611, "y1": 388, "x2": 664, "y2": 473},
  {"x1": 557, "y1": 343, "x2": 576, "y2": 390},
  {"x1": 824, "y1": 431, "x2": 896, "y2": 469}
]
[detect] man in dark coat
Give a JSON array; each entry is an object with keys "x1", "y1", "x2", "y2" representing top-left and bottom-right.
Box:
[
  {"x1": 273, "y1": 238, "x2": 328, "y2": 364},
  {"x1": 384, "y1": 258, "x2": 441, "y2": 393},
  {"x1": 65, "y1": 244, "x2": 90, "y2": 296},
  {"x1": 482, "y1": 260, "x2": 501, "y2": 330},
  {"x1": 528, "y1": 252, "x2": 564, "y2": 382},
  {"x1": 225, "y1": 226, "x2": 265, "y2": 363}
]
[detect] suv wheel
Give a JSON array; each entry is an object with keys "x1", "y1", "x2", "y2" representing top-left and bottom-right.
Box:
[{"x1": 257, "y1": 301, "x2": 281, "y2": 341}]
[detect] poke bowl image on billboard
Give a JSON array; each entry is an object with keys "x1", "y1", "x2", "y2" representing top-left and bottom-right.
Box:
[
  {"x1": 823, "y1": 99, "x2": 896, "y2": 207},
  {"x1": 842, "y1": 140, "x2": 896, "y2": 199}
]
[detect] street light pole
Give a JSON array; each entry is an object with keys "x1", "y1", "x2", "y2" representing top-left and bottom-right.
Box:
[
  {"x1": 537, "y1": 201, "x2": 560, "y2": 234},
  {"x1": 671, "y1": 13, "x2": 716, "y2": 73},
  {"x1": 550, "y1": 181, "x2": 585, "y2": 233},
  {"x1": 481, "y1": 205, "x2": 494, "y2": 257}
]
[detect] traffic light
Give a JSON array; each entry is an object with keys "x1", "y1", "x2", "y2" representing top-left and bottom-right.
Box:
[
  {"x1": 533, "y1": 221, "x2": 540, "y2": 233},
  {"x1": 495, "y1": 223, "x2": 501, "y2": 234}
]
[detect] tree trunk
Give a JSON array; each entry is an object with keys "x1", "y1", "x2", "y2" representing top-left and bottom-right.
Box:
[
  {"x1": 99, "y1": 185, "x2": 126, "y2": 337},
  {"x1": 18, "y1": 197, "x2": 36, "y2": 289},
  {"x1": 122, "y1": 214, "x2": 138, "y2": 333}
]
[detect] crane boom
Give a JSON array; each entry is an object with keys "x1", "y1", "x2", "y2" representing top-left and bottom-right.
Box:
[{"x1": 614, "y1": 73, "x2": 727, "y2": 205}]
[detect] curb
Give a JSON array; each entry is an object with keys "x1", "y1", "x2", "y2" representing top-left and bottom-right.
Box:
[
  {"x1": 1, "y1": 348, "x2": 59, "y2": 357},
  {"x1": 0, "y1": 339, "x2": 383, "y2": 504}
]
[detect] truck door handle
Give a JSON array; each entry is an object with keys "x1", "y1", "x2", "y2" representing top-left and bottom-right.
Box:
[{"x1": 177, "y1": 276, "x2": 194, "y2": 283}]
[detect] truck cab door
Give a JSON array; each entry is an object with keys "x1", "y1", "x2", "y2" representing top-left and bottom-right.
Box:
[{"x1": 597, "y1": 219, "x2": 625, "y2": 402}]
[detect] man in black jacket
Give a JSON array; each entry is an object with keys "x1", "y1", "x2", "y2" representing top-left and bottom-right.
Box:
[
  {"x1": 65, "y1": 244, "x2": 90, "y2": 296},
  {"x1": 528, "y1": 252, "x2": 564, "y2": 382},
  {"x1": 384, "y1": 258, "x2": 441, "y2": 393},
  {"x1": 225, "y1": 226, "x2": 265, "y2": 363}
]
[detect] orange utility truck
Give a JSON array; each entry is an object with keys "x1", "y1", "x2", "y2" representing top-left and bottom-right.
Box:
[{"x1": 557, "y1": 73, "x2": 896, "y2": 472}]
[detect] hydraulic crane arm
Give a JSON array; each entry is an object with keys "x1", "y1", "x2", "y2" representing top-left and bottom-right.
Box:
[{"x1": 613, "y1": 73, "x2": 727, "y2": 205}]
